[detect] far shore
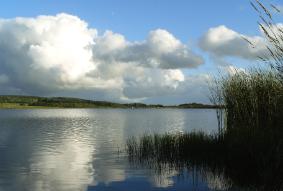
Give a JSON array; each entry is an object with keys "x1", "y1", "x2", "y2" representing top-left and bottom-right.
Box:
[
  {"x1": 0, "y1": 103, "x2": 219, "y2": 109},
  {"x1": 0, "y1": 95, "x2": 221, "y2": 109}
]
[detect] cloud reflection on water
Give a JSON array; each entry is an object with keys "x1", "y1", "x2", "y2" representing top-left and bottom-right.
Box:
[{"x1": 0, "y1": 109, "x2": 218, "y2": 191}]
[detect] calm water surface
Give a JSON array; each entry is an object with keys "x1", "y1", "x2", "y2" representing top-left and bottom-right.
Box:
[{"x1": 0, "y1": 109, "x2": 219, "y2": 191}]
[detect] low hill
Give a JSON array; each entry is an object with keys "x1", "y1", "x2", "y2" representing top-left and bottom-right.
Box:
[{"x1": 0, "y1": 95, "x2": 219, "y2": 109}]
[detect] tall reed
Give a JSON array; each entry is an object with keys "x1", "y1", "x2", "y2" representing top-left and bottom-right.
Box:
[
  {"x1": 219, "y1": 69, "x2": 282, "y2": 130},
  {"x1": 249, "y1": 0, "x2": 283, "y2": 80}
]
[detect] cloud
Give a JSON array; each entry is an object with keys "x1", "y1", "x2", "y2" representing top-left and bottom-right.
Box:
[
  {"x1": 0, "y1": 74, "x2": 9, "y2": 84},
  {"x1": 0, "y1": 13, "x2": 97, "y2": 94},
  {"x1": 93, "y1": 29, "x2": 204, "y2": 69},
  {"x1": 199, "y1": 25, "x2": 267, "y2": 60},
  {"x1": 143, "y1": 73, "x2": 212, "y2": 105},
  {"x1": 220, "y1": 65, "x2": 246, "y2": 76},
  {"x1": 122, "y1": 68, "x2": 185, "y2": 99},
  {"x1": 0, "y1": 13, "x2": 206, "y2": 102}
]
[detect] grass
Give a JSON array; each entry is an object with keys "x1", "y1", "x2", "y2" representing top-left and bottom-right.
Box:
[
  {"x1": 210, "y1": 69, "x2": 283, "y2": 132},
  {"x1": 0, "y1": 103, "x2": 55, "y2": 109},
  {"x1": 224, "y1": 70, "x2": 282, "y2": 130},
  {"x1": 126, "y1": 69, "x2": 283, "y2": 190},
  {"x1": 126, "y1": 128, "x2": 283, "y2": 190},
  {"x1": 127, "y1": 132, "x2": 223, "y2": 164}
]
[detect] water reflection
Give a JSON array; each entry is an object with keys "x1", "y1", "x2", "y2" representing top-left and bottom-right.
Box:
[
  {"x1": 125, "y1": 129, "x2": 283, "y2": 191},
  {"x1": 86, "y1": 169, "x2": 216, "y2": 191},
  {"x1": 0, "y1": 109, "x2": 218, "y2": 191}
]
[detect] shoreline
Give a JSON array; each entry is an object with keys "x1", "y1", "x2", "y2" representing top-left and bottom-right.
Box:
[
  {"x1": 0, "y1": 95, "x2": 221, "y2": 109},
  {"x1": 0, "y1": 105, "x2": 220, "y2": 109}
]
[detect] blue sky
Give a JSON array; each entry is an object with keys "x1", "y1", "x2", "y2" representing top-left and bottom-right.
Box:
[
  {"x1": 0, "y1": 0, "x2": 264, "y2": 40},
  {"x1": 0, "y1": 0, "x2": 281, "y2": 104}
]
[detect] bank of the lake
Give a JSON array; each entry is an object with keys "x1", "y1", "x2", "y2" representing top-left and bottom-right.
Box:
[
  {"x1": 0, "y1": 95, "x2": 219, "y2": 109},
  {"x1": 127, "y1": 69, "x2": 283, "y2": 190}
]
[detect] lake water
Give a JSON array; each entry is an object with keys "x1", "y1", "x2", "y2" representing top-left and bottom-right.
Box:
[{"x1": 0, "y1": 109, "x2": 220, "y2": 191}]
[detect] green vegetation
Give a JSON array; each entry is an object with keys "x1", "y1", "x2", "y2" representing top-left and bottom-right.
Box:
[
  {"x1": 29, "y1": 97, "x2": 125, "y2": 108},
  {"x1": 0, "y1": 95, "x2": 40, "y2": 104},
  {"x1": 208, "y1": 0, "x2": 283, "y2": 133},
  {"x1": 126, "y1": 2, "x2": 283, "y2": 190},
  {"x1": 126, "y1": 70, "x2": 283, "y2": 188},
  {"x1": 127, "y1": 132, "x2": 222, "y2": 164},
  {"x1": 0, "y1": 95, "x2": 125, "y2": 108},
  {"x1": 178, "y1": 102, "x2": 221, "y2": 109},
  {"x1": 211, "y1": 69, "x2": 283, "y2": 132},
  {"x1": 0, "y1": 95, "x2": 217, "y2": 109},
  {"x1": 126, "y1": 128, "x2": 283, "y2": 190},
  {"x1": 0, "y1": 103, "x2": 55, "y2": 109}
]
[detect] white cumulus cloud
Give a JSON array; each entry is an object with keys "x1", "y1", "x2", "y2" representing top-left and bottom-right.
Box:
[
  {"x1": 0, "y1": 13, "x2": 97, "y2": 94},
  {"x1": 0, "y1": 13, "x2": 206, "y2": 102},
  {"x1": 122, "y1": 68, "x2": 185, "y2": 99},
  {"x1": 93, "y1": 29, "x2": 204, "y2": 69},
  {"x1": 199, "y1": 25, "x2": 267, "y2": 60}
]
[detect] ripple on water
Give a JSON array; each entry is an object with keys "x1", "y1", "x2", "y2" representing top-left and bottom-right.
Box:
[{"x1": 0, "y1": 109, "x2": 218, "y2": 191}]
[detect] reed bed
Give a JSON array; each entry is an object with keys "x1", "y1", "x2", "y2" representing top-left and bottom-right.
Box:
[
  {"x1": 126, "y1": 132, "x2": 223, "y2": 164},
  {"x1": 218, "y1": 69, "x2": 283, "y2": 131},
  {"x1": 126, "y1": 1, "x2": 283, "y2": 190},
  {"x1": 126, "y1": 69, "x2": 283, "y2": 190},
  {"x1": 126, "y1": 128, "x2": 283, "y2": 190}
]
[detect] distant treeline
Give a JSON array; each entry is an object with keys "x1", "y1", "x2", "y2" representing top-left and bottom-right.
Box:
[
  {"x1": 0, "y1": 95, "x2": 220, "y2": 109},
  {"x1": 178, "y1": 103, "x2": 221, "y2": 109}
]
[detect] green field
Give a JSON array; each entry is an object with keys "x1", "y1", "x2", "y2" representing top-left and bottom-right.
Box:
[{"x1": 0, "y1": 103, "x2": 56, "y2": 109}]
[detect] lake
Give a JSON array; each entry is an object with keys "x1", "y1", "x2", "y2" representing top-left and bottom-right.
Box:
[{"x1": 0, "y1": 109, "x2": 220, "y2": 191}]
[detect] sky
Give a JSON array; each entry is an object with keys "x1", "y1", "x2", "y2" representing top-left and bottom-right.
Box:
[{"x1": 0, "y1": 0, "x2": 281, "y2": 104}]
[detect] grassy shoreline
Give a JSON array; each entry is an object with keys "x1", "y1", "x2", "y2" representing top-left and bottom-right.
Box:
[
  {"x1": 126, "y1": 69, "x2": 283, "y2": 190},
  {"x1": 126, "y1": 128, "x2": 283, "y2": 190},
  {"x1": 0, "y1": 103, "x2": 57, "y2": 109},
  {"x1": 0, "y1": 95, "x2": 220, "y2": 109}
]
